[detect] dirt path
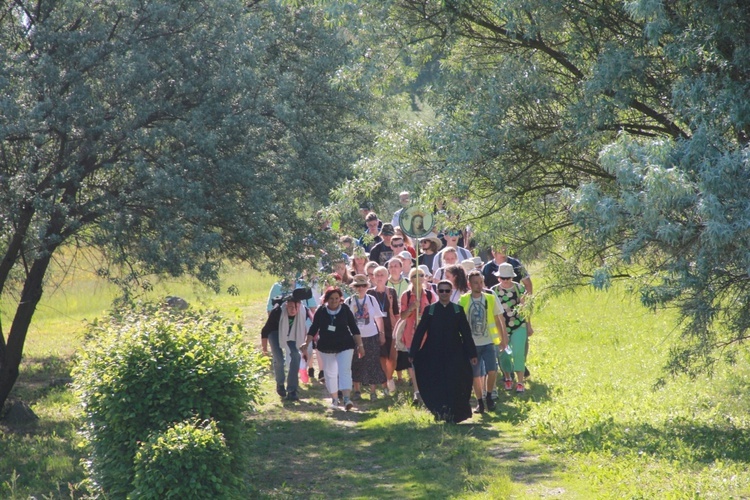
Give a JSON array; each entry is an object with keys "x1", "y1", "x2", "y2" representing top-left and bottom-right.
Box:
[{"x1": 245, "y1": 374, "x2": 569, "y2": 499}]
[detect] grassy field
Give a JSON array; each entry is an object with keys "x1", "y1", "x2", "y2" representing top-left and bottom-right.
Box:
[{"x1": 2, "y1": 265, "x2": 750, "y2": 498}]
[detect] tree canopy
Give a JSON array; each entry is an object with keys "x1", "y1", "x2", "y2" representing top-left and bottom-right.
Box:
[
  {"x1": 0, "y1": 0, "x2": 379, "y2": 406},
  {"x1": 327, "y1": 0, "x2": 750, "y2": 376}
]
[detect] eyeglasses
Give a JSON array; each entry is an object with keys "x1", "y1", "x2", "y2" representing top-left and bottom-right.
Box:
[{"x1": 437, "y1": 289, "x2": 452, "y2": 293}]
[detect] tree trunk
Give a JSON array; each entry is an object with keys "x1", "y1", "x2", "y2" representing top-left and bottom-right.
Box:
[{"x1": 0, "y1": 255, "x2": 52, "y2": 409}]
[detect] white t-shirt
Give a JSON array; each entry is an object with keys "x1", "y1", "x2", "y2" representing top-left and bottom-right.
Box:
[{"x1": 345, "y1": 294, "x2": 385, "y2": 338}]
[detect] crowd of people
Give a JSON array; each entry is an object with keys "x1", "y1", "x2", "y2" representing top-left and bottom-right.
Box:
[{"x1": 260, "y1": 192, "x2": 533, "y2": 422}]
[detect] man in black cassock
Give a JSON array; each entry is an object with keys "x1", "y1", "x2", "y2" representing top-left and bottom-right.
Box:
[{"x1": 409, "y1": 280, "x2": 478, "y2": 423}]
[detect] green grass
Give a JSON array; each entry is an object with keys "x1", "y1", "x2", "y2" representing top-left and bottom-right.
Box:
[{"x1": 2, "y1": 266, "x2": 750, "y2": 498}]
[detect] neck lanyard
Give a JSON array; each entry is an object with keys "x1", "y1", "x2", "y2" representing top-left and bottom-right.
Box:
[
  {"x1": 374, "y1": 290, "x2": 387, "y2": 311},
  {"x1": 353, "y1": 295, "x2": 365, "y2": 318}
]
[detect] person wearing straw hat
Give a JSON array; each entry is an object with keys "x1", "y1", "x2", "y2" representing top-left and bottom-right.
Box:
[
  {"x1": 417, "y1": 232, "x2": 442, "y2": 271},
  {"x1": 346, "y1": 274, "x2": 387, "y2": 401}
]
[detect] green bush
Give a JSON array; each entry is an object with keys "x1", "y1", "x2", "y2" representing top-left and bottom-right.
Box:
[
  {"x1": 131, "y1": 418, "x2": 234, "y2": 499},
  {"x1": 72, "y1": 305, "x2": 264, "y2": 498}
]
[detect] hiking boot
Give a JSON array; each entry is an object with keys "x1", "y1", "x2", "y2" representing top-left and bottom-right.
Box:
[
  {"x1": 285, "y1": 390, "x2": 299, "y2": 401},
  {"x1": 276, "y1": 385, "x2": 286, "y2": 398},
  {"x1": 474, "y1": 398, "x2": 485, "y2": 414},
  {"x1": 485, "y1": 394, "x2": 496, "y2": 411}
]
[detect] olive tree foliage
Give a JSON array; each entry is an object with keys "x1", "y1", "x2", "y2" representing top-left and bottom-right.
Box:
[
  {"x1": 326, "y1": 0, "x2": 750, "y2": 375},
  {"x1": 0, "y1": 0, "x2": 377, "y2": 407}
]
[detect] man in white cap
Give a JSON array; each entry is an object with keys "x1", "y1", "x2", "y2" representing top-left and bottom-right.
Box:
[{"x1": 397, "y1": 250, "x2": 415, "y2": 278}]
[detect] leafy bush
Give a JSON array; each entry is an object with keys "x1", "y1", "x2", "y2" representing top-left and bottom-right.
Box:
[
  {"x1": 131, "y1": 418, "x2": 235, "y2": 499},
  {"x1": 73, "y1": 305, "x2": 263, "y2": 498}
]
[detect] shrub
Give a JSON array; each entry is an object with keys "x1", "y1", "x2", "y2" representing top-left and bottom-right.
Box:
[
  {"x1": 72, "y1": 305, "x2": 263, "y2": 498},
  {"x1": 130, "y1": 418, "x2": 235, "y2": 499}
]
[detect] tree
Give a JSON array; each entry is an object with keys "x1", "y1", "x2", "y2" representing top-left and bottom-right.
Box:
[
  {"x1": 0, "y1": 0, "x2": 378, "y2": 408},
  {"x1": 331, "y1": 0, "x2": 750, "y2": 375}
]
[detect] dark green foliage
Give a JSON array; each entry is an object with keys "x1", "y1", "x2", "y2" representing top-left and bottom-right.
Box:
[
  {"x1": 72, "y1": 306, "x2": 263, "y2": 498},
  {"x1": 131, "y1": 418, "x2": 235, "y2": 499}
]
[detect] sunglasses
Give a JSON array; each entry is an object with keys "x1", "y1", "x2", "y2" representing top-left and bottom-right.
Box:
[
  {"x1": 353, "y1": 283, "x2": 369, "y2": 287},
  {"x1": 411, "y1": 274, "x2": 425, "y2": 279},
  {"x1": 392, "y1": 243, "x2": 404, "y2": 248},
  {"x1": 437, "y1": 289, "x2": 452, "y2": 293},
  {"x1": 500, "y1": 276, "x2": 512, "y2": 280}
]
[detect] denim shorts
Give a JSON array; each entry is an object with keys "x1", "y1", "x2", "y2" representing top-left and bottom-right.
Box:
[{"x1": 472, "y1": 343, "x2": 498, "y2": 377}]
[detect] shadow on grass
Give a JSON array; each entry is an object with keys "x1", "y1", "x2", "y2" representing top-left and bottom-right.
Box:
[
  {"x1": 9, "y1": 355, "x2": 75, "y2": 404},
  {"x1": 540, "y1": 417, "x2": 750, "y2": 464},
  {"x1": 246, "y1": 381, "x2": 556, "y2": 498}
]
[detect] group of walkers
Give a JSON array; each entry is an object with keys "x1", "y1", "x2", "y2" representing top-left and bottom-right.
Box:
[{"x1": 260, "y1": 193, "x2": 533, "y2": 423}]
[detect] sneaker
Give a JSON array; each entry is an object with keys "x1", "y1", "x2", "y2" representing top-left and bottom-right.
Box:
[
  {"x1": 344, "y1": 397, "x2": 354, "y2": 411},
  {"x1": 485, "y1": 394, "x2": 496, "y2": 411},
  {"x1": 412, "y1": 392, "x2": 422, "y2": 407},
  {"x1": 491, "y1": 388, "x2": 499, "y2": 399},
  {"x1": 318, "y1": 370, "x2": 325, "y2": 382},
  {"x1": 352, "y1": 390, "x2": 362, "y2": 401},
  {"x1": 286, "y1": 390, "x2": 299, "y2": 401},
  {"x1": 329, "y1": 398, "x2": 340, "y2": 409},
  {"x1": 276, "y1": 385, "x2": 286, "y2": 398},
  {"x1": 370, "y1": 391, "x2": 378, "y2": 401},
  {"x1": 516, "y1": 383, "x2": 525, "y2": 394},
  {"x1": 338, "y1": 390, "x2": 343, "y2": 400},
  {"x1": 387, "y1": 379, "x2": 396, "y2": 393},
  {"x1": 504, "y1": 379, "x2": 513, "y2": 391},
  {"x1": 474, "y1": 399, "x2": 485, "y2": 414}
]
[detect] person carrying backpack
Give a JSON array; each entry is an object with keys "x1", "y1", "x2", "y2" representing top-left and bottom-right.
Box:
[{"x1": 409, "y1": 280, "x2": 478, "y2": 423}]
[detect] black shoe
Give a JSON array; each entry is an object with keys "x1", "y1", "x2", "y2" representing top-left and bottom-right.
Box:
[
  {"x1": 485, "y1": 394, "x2": 496, "y2": 411},
  {"x1": 308, "y1": 367, "x2": 315, "y2": 379},
  {"x1": 337, "y1": 390, "x2": 343, "y2": 399},
  {"x1": 524, "y1": 367, "x2": 530, "y2": 378},
  {"x1": 474, "y1": 399, "x2": 485, "y2": 414},
  {"x1": 276, "y1": 385, "x2": 286, "y2": 398},
  {"x1": 286, "y1": 390, "x2": 299, "y2": 401},
  {"x1": 318, "y1": 370, "x2": 325, "y2": 382}
]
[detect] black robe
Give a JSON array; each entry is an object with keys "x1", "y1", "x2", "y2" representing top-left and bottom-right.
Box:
[{"x1": 409, "y1": 302, "x2": 477, "y2": 423}]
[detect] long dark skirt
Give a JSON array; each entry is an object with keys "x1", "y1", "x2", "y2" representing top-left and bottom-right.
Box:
[
  {"x1": 352, "y1": 335, "x2": 387, "y2": 385},
  {"x1": 413, "y1": 348, "x2": 474, "y2": 423}
]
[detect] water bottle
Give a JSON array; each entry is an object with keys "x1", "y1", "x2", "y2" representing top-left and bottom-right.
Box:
[{"x1": 504, "y1": 344, "x2": 512, "y2": 355}]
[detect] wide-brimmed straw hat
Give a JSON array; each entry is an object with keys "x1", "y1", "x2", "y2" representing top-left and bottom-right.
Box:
[{"x1": 418, "y1": 232, "x2": 443, "y2": 251}]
